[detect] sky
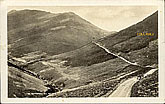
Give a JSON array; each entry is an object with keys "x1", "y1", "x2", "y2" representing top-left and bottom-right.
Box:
[{"x1": 8, "y1": 6, "x2": 158, "y2": 31}]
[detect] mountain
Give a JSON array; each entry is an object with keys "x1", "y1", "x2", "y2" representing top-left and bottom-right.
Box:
[
  {"x1": 97, "y1": 11, "x2": 158, "y2": 66},
  {"x1": 25, "y1": 11, "x2": 158, "y2": 91},
  {"x1": 51, "y1": 11, "x2": 158, "y2": 67},
  {"x1": 8, "y1": 10, "x2": 109, "y2": 57},
  {"x1": 8, "y1": 10, "x2": 158, "y2": 98}
]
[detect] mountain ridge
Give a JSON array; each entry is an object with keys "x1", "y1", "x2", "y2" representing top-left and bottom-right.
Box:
[
  {"x1": 8, "y1": 10, "x2": 110, "y2": 57},
  {"x1": 8, "y1": 10, "x2": 158, "y2": 98}
]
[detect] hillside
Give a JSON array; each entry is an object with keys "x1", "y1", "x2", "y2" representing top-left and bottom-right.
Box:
[
  {"x1": 131, "y1": 70, "x2": 158, "y2": 97},
  {"x1": 50, "y1": 11, "x2": 158, "y2": 68},
  {"x1": 8, "y1": 10, "x2": 108, "y2": 57},
  {"x1": 8, "y1": 11, "x2": 158, "y2": 97},
  {"x1": 8, "y1": 66, "x2": 48, "y2": 98},
  {"x1": 97, "y1": 11, "x2": 158, "y2": 66},
  {"x1": 25, "y1": 11, "x2": 158, "y2": 91}
]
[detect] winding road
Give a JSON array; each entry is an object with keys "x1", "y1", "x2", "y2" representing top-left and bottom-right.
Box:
[
  {"x1": 109, "y1": 77, "x2": 138, "y2": 97},
  {"x1": 94, "y1": 42, "x2": 139, "y2": 66},
  {"x1": 94, "y1": 42, "x2": 157, "y2": 97},
  {"x1": 109, "y1": 68, "x2": 158, "y2": 97}
]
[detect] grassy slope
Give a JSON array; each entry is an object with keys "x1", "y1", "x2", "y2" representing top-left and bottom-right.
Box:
[
  {"x1": 8, "y1": 10, "x2": 108, "y2": 57},
  {"x1": 50, "y1": 11, "x2": 158, "y2": 68},
  {"x1": 8, "y1": 66, "x2": 47, "y2": 98},
  {"x1": 97, "y1": 11, "x2": 158, "y2": 67},
  {"x1": 26, "y1": 11, "x2": 158, "y2": 89},
  {"x1": 8, "y1": 11, "x2": 158, "y2": 97},
  {"x1": 47, "y1": 65, "x2": 151, "y2": 97}
]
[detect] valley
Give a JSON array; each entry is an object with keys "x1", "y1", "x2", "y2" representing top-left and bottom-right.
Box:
[{"x1": 7, "y1": 10, "x2": 158, "y2": 98}]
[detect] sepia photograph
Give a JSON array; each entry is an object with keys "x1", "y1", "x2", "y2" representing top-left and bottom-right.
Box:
[
  {"x1": 7, "y1": 6, "x2": 159, "y2": 98},
  {"x1": 0, "y1": 0, "x2": 165, "y2": 103}
]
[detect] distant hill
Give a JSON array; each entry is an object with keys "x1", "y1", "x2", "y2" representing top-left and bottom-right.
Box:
[
  {"x1": 8, "y1": 10, "x2": 109, "y2": 57},
  {"x1": 53, "y1": 11, "x2": 158, "y2": 67},
  {"x1": 25, "y1": 11, "x2": 158, "y2": 90},
  {"x1": 97, "y1": 11, "x2": 158, "y2": 66}
]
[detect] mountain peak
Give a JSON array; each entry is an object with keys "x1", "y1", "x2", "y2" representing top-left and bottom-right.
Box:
[
  {"x1": 63, "y1": 12, "x2": 76, "y2": 15},
  {"x1": 8, "y1": 9, "x2": 110, "y2": 57}
]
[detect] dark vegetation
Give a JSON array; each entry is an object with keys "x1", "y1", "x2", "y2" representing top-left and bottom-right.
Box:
[
  {"x1": 48, "y1": 66, "x2": 151, "y2": 97},
  {"x1": 131, "y1": 70, "x2": 158, "y2": 97},
  {"x1": 62, "y1": 43, "x2": 117, "y2": 67},
  {"x1": 122, "y1": 39, "x2": 158, "y2": 66},
  {"x1": 8, "y1": 61, "x2": 39, "y2": 78},
  {"x1": 97, "y1": 11, "x2": 158, "y2": 66},
  {"x1": 48, "y1": 79, "x2": 120, "y2": 97}
]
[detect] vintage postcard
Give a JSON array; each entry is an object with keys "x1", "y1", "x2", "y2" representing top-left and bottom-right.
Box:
[{"x1": 0, "y1": 0, "x2": 165, "y2": 103}]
